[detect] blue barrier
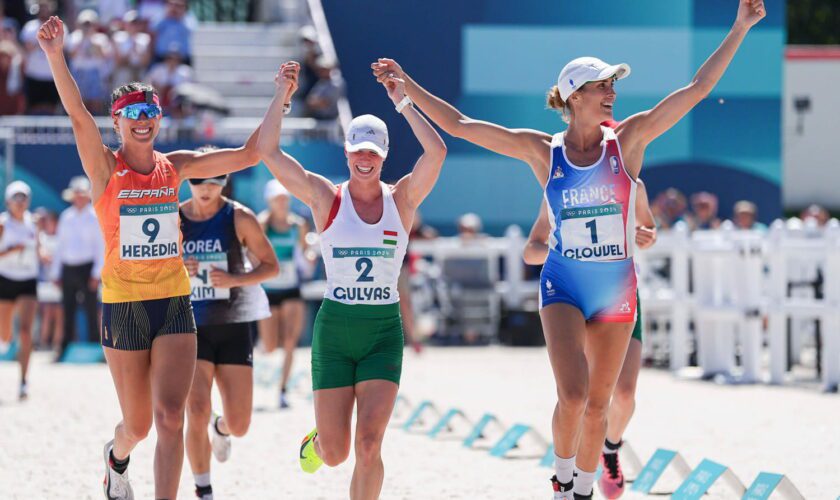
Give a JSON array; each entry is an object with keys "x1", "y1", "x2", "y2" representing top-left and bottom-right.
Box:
[
  {"x1": 427, "y1": 408, "x2": 467, "y2": 438},
  {"x1": 61, "y1": 342, "x2": 105, "y2": 364},
  {"x1": 743, "y1": 472, "x2": 805, "y2": 500},
  {"x1": 488, "y1": 423, "x2": 547, "y2": 458},
  {"x1": 463, "y1": 413, "x2": 500, "y2": 448},
  {"x1": 401, "y1": 400, "x2": 438, "y2": 431},
  {"x1": 673, "y1": 458, "x2": 745, "y2": 500},
  {"x1": 631, "y1": 448, "x2": 692, "y2": 494}
]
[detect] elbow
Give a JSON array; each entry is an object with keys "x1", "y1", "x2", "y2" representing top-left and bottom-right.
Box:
[
  {"x1": 689, "y1": 80, "x2": 713, "y2": 100},
  {"x1": 265, "y1": 259, "x2": 280, "y2": 278},
  {"x1": 428, "y1": 141, "x2": 447, "y2": 162},
  {"x1": 448, "y1": 117, "x2": 472, "y2": 139}
]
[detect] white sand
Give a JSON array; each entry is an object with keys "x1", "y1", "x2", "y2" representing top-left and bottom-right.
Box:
[{"x1": 1, "y1": 347, "x2": 838, "y2": 499}]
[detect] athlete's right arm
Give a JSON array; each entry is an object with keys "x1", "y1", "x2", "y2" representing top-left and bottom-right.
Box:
[
  {"x1": 523, "y1": 200, "x2": 551, "y2": 266},
  {"x1": 39, "y1": 17, "x2": 114, "y2": 195},
  {"x1": 257, "y1": 62, "x2": 336, "y2": 229},
  {"x1": 372, "y1": 58, "x2": 552, "y2": 180}
]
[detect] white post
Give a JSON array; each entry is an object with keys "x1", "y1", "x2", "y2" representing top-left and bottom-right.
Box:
[
  {"x1": 767, "y1": 220, "x2": 788, "y2": 384},
  {"x1": 740, "y1": 234, "x2": 764, "y2": 383},
  {"x1": 503, "y1": 225, "x2": 525, "y2": 310},
  {"x1": 820, "y1": 220, "x2": 840, "y2": 391},
  {"x1": 670, "y1": 222, "x2": 690, "y2": 371}
]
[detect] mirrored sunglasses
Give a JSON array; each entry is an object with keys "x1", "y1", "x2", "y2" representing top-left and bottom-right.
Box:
[{"x1": 116, "y1": 103, "x2": 163, "y2": 120}]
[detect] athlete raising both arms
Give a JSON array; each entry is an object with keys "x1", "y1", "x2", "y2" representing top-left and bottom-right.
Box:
[
  {"x1": 258, "y1": 61, "x2": 446, "y2": 500},
  {"x1": 37, "y1": 16, "x2": 273, "y2": 500},
  {"x1": 373, "y1": 1, "x2": 764, "y2": 498}
]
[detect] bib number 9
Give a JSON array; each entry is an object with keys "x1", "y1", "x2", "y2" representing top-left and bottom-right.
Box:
[
  {"x1": 143, "y1": 218, "x2": 160, "y2": 243},
  {"x1": 356, "y1": 257, "x2": 374, "y2": 282}
]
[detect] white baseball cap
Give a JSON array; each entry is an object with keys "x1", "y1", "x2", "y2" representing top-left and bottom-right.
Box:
[
  {"x1": 62, "y1": 175, "x2": 91, "y2": 201},
  {"x1": 264, "y1": 179, "x2": 290, "y2": 202},
  {"x1": 344, "y1": 114, "x2": 388, "y2": 159},
  {"x1": 5, "y1": 180, "x2": 31, "y2": 201},
  {"x1": 557, "y1": 57, "x2": 631, "y2": 102}
]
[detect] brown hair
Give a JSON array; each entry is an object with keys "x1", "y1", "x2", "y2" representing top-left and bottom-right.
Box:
[{"x1": 546, "y1": 85, "x2": 570, "y2": 123}]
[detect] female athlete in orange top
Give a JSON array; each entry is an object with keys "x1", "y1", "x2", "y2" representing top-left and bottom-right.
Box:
[{"x1": 38, "y1": 16, "x2": 288, "y2": 499}]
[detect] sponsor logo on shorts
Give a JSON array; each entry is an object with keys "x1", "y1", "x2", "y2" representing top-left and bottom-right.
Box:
[{"x1": 544, "y1": 279, "x2": 556, "y2": 297}]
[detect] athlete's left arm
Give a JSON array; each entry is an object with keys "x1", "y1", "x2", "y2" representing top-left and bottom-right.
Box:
[
  {"x1": 167, "y1": 126, "x2": 262, "y2": 181},
  {"x1": 209, "y1": 205, "x2": 280, "y2": 288},
  {"x1": 634, "y1": 179, "x2": 657, "y2": 250},
  {"x1": 523, "y1": 200, "x2": 551, "y2": 266},
  {"x1": 617, "y1": 0, "x2": 765, "y2": 177},
  {"x1": 387, "y1": 76, "x2": 447, "y2": 221}
]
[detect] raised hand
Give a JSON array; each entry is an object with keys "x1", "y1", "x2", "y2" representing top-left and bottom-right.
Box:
[
  {"x1": 736, "y1": 0, "x2": 765, "y2": 28},
  {"x1": 382, "y1": 74, "x2": 407, "y2": 106},
  {"x1": 274, "y1": 61, "x2": 300, "y2": 100},
  {"x1": 372, "y1": 58, "x2": 405, "y2": 84},
  {"x1": 36, "y1": 16, "x2": 65, "y2": 56}
]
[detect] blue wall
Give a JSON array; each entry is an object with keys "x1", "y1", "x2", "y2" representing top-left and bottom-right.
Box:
[{"x1": 324, "y1": 0, "x2": 785, "y2": 232}]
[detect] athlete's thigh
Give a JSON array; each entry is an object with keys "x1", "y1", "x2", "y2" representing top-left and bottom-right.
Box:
[
  {"x1": 15, "y1": 297, "x2": 37, "y2": 331},
  {"x1": 150, "y1": 333, "x2": 197, "y2": 408},
  {"x1": 540, "y1": 302, "x2": 588, "y2": 390},
  {"x1": 615, "y1": 338, "x2": 642, "y2": 396},
  {"x1": 584, "y1": 321, "x2": 633, "y2": 402},
  {"x1": 214, "y1": 363, "x2": 254, "y2": 424},
  {"x1": 313, "y1": 387, "x2": 355, "y2": 445},
  {"x1": 104, "y1": 347, "x2": 153, "y2": 425},
  {"x1": 188, "y1": 360, "x2": 215, "y2": 414},
  {"x1": 354, "y1": 379, "x2": 399, "y2": 438}
]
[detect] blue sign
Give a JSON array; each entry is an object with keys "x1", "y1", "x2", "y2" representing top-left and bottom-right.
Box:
[
  {"x1": 401, "y1": 400, "x2": 435, "y2": 431},
  {"x1": 489, "y1": 423, "x2": 532, "y2": 457},
  {"x1": 743, "y1": 473, "x2": 784, "y2": 500},
  {"x1": 672, "y1": 459, "x2": 728, "y2": 500},
  {"x1": 427, "y1": 408, "x2": 464, "y2": 438},
  {"x1": 632, "y1": 448, "x2": 678, "y2": 493},
  {"x1": 463, "y1": 413, "x2": 498, "y2": 448}
]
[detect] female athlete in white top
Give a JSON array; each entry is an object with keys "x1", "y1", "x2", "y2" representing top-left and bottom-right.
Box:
[
  {"x1": 258, "y1": 61, "x2": 446, "y2": 500},
  {"x1": 372, "y1": 1, "x2": 765, "y2": 497}
]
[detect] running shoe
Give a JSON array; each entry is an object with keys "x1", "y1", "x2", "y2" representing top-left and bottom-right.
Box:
[
  {"x1": 210, "y1": 414, "x2": 231, "y2": 463},
  {"x1": 598, "y1": 450, "x2": 625, "y2": 499},
  {"x1": 195, "y1": 484, "x2": 213, "y2": 500},
  {"x1": 550, "y1": 475, "x2": 574, "y2": 499},
  {"x1": 573, "y1": 494, "x2": 593, "y2": 500},
  {"x1": 103, "y1": 440, "x2": 134, "y2": 500},
  {"x1": 279, "y1": 391, "x2": 290, "y2": 409},
  {"x1": 299, "y1": 428, "x2": 323, "y2": 473},
  {"x1": 18, "y1": 382, "x2": 27, "y2": 401}
]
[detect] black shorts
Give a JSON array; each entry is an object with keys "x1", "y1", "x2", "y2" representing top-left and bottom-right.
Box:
[
  {"x1": 101, "y1": 295, "x2": 196, "y2": 351},
  {"x1": 0, "y1": 276, "x2": 37, "y2": 301},
  {"x1": 196, "y1": 321, "x2": 255, "y2": 366},
  {"x1": 266, "y1": 288, "x2": 302, "y2": 306},
  {"x1": 24, "y1": 76, "x2": 60, "y2": 107}
]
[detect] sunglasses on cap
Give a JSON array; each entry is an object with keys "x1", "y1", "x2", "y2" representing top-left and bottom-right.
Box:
[
  {"x1": 115, "y1": 102, "x2": 163, "y2": 120},
  {"x1": 188, "y1": 175, "x2": 228, "y2": 186}
]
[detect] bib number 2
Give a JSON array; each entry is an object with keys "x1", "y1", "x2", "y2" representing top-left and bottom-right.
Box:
[{"x1": 356, "y1": 257, "x2": 373, "y2": 282}]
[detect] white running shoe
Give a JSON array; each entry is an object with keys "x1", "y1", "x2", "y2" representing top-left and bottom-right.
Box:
[
  {"x1": 18, "y1": 382, "x2": 28, "y2": 401},
  {"x1": 103, "y1": 440, "x2": 134, "y2": 500},
  {"x1": 210, "y1": 414, "x2": 231, "y2": 463}
]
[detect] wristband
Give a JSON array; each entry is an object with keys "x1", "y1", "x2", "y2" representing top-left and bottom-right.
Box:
[
  {"x1": 395, "y1": 96, "x2": 413, "y2": 113},
  {"x1": 283, "y1": 102, "x2": 292, "y2": 115}
]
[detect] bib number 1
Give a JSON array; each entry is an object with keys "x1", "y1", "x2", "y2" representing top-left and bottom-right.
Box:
[{"x1": 585, "y1": 219, "x2": 598, "y2": 244}]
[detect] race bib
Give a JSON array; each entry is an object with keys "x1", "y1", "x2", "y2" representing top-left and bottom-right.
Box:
[
  {"x1": 189, "y1": 252, "x2": 230, "y2": 301},
  {"x1": 263, "y1": 260, "x2": 298, "y2": 290},
  {"x1": 119, "y1": 203, "x2": 180, "y2": 261},
  {"x1": 559, "y1": 204, "x2": 626, "y2": 261}
]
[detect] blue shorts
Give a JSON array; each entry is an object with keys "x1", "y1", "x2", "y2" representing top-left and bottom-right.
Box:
[
  {"x1": 540, "y1": 252, "x2": 637, "y2": 323},
  {"x1": 101, "y1": 295, "x2": 197, "y2": 351}
]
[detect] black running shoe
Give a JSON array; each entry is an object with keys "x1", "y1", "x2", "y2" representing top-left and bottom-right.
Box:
[{"x1": 551, "y1": 474, "x2": 574, "y2": 499}]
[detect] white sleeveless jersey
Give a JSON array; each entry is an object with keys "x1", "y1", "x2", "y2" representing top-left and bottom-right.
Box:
[
  {"x1": 320, "y1": 182, "x2": 408, "y2": 305},
  {"x1": 0, "y1": 211, "x2": 39, "y2": 280}
]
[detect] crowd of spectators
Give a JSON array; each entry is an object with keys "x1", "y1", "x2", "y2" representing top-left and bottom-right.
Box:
[{"x1": 0, "y1": 0, "x2": 196, "y2": 117}]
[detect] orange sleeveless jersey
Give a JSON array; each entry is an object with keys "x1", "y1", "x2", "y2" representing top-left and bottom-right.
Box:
[{"x1": 94, "y1": 151, "x2": 191, "y2": 303}]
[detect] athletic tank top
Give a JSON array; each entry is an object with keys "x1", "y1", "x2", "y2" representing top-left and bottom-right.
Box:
[
  {"x1": 0, "y1": 211, "x2": 38, "y2": 281},
  {"x1": 94, "y1": 151, "x2": 191, "y2": 303},
  {"x1": 319, "y1": 182, "x2": 408, "y2": 305},
  {"x1": 180, "y1": 200, "x2": 270, "y2": 326},
  {"x1": 262, "y1": 222, "x2": 300, "y2": 291},
  {"x1": 545, "y1": 126, "x2": 636, "y2": 262}
]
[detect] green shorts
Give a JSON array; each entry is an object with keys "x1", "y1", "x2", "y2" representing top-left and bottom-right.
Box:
[
  {"x1": 311, "y1": 299, "x2": 404, "y2": 391},
  {"x1": 631, "y1": 289, "x2": 642, "y2": 343}
]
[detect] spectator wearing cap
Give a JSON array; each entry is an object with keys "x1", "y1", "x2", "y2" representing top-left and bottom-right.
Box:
[
  {"x1": 111, "y1": 10, "x2": 151, "y2": 87},
  {"x1": 689, "y1": 191, "x2": 721, "y2": 230},
  {"x1": 151, "y1": 0, "x2": 194, "y2": 65},
  {"x1": 53, "y1": 176, "x2": 104, "y2": 358},
  {"x1": 800, "y1": 204, "x2": 830, "y2": 227},
  {"x1": 304, "y1": 57, "x2": 343, "y2": 120},
  {"x1": 19, "y1": 0, "x2": 59, "y2": 114},
  {"x1": 457, "y1": 212, "x2": 486, "y2": 244},
  {"x1": 652, "y1": 187, "x2": 689, "y2": 230},
  {"x1": 67, "y1": 9, "x2": 114, "y2": 115},
  {"x1": 732, "y1": 200, "x2": 767, "y2": 231}
]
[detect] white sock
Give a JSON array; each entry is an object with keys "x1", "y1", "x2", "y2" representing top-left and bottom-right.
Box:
[
  {"x1": 573, "y1": 467, "x2": 596, "y2": 496},
  {"x1": 194, "y1": 471, "x2": 211, "y2": 488},
  {"x1": 554, "y1": 454, "x2": 575, "y2": 484}
]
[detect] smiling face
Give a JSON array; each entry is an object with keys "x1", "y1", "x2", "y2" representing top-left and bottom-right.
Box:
[
  {"x1": 113, "y1": 112, "x2": 160, "y2": 146},
  {"x1": 345, "y1": 149, "x2": 385, "y2": 181},
  {"x1": 569, "y1": 77, "x2": 617, "y2": 123}
]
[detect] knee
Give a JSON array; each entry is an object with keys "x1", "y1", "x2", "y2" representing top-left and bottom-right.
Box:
[
  {"x1": 154, "y1": 401, "x2": 186, "y2": 435},
  {"x1": 225, "y1": 414, "x2": 251, "y2": 437},
  {"x1": 121, "y1": 417, "x2": 152, "y2": 443},
  {"x1": 318, "y1": 437, "x2": 350, "y2": 467},
  {"x1": 584, "y1": 396, "x2": 611, "y2": 423},
  {"x1": 557, "y1": 383, "x2": 588, "y2": 417},
  {"x1": 612, "y1": 382, "x2": 637, "y2": 411},
  {"x1": 354, "y1": 433, "x2": 383, "y2": 467},
  {"x1": 186, "y1": 397, "x2": 211, "y2": 425}
]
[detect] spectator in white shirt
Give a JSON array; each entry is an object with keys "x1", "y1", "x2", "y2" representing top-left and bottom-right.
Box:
[
  {"x1": 53, "y1": 176, "x2": 104, "y2": 359},
  {"x1": 111, "y1": 10, "x2": 151, "y2": 88},
  {"x1": 67, "y1": 10, "x2": 114, "y2": 115},
  {"x1": 19, "y1": 0, "x2": 59, "y2": 114}
]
